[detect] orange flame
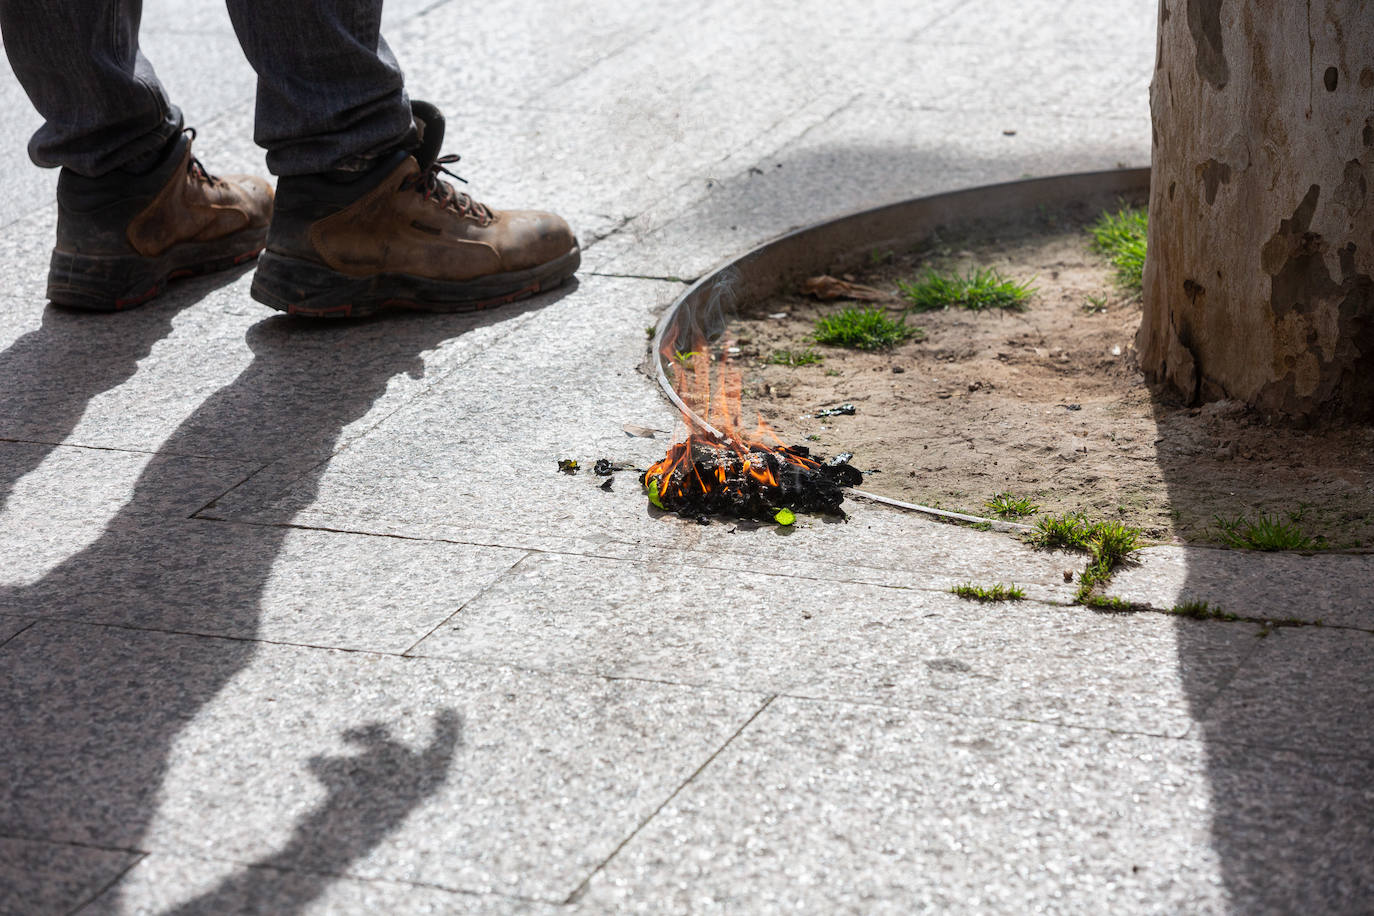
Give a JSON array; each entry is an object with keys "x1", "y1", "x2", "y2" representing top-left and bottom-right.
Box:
[{"x1": 645, "y1": 330, "x2": 823, "y2": 510}]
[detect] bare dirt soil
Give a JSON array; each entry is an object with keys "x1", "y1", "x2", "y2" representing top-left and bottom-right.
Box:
[{"x1": 730, "y1": 212, "x2": 1374, "y2": 548}]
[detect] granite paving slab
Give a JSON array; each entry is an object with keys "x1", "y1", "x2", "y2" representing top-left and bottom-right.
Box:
[
  {"x1": 0, "y1": 516, "x2": 525, "y2": 653},
  {"x1": 593, "y1": 102, "x2": 1148, "y2": 282},
  {"x1": 409, "y1": 552, "x2": 1256, "y2": 736},
  {"x1": 0, "y1": 835, "x2": 139, "y2": 916},
  {"x1": 1105, "y1": 545, "x2": 1374, "y2": 630},
  {"x1": 1, "y1": 621, "x2": 766, "y2": 902},
  {"x1": 85, "y1": 853, "x2": 557, "y2": 916},
  {"x1": 0, "y1": 443, "x2": 256, "y2": 588},
  {"x1": 579, "y1": 697, "x2": 1374, "y2": 914},
  {"x1": 0, "y1": 74, "x2": 53, "y2": 229},
  {"x1": 1195, "y1": 626, "x2": 1374, "y2": 758},
  {"x1": 389, "y1": 0, "x2": 681, "y2": 113}
]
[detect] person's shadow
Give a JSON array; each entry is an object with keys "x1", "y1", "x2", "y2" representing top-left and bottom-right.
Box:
[{"x1": 0, "y1": 277, "x2": 569, "y2": 909}]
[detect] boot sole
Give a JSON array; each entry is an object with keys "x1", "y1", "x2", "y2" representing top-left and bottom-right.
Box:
[
  {"x1": 248, "y1": 244, "x2": 581, "y2": 318},
  {"x1": 46, "y1": 226, "x2": 268, "y2": 312}
]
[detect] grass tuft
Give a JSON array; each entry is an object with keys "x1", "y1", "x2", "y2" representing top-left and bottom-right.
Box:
[
  {"x1": 1167, "y1": 600, "x2": 1238, "y2": 622},
  {"x1": 766, "y1": 348, "x2": 823, "y2": 366},
  {"x1": 1086, "y1": 520, "x2": 1142, "y2": 569},
  {"x1": 1027, "y1": 512, "x2": 1092, "y2": 551},
  {"x1": 1082, "y1": 293, "x2": 1109, "y2": 313},
  {"x1": 813, "y1": 307, "x2": 923, "y2": 350},
  {"x1": 985, "y1": 492, "x2": 1040, "y2": 519},
  {"x1": 1029, "y1": 512, "x2": 1143, "y2": 605},
  {"x1": 1089, "y1": 207, "x2": 1148, "y2": 292},
  {"x1": 898, "y1": 267, "x2": 1035, "y2": 312},
  {"x1": 951, "y1": 582, "x2": 1026, "y2": 602},
  {"x1": 1213, "y1": 513, "x2": 1316, "y2": 551}
]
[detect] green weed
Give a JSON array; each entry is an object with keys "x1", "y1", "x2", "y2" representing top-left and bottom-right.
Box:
[
  {"x1": 1083, "y1": 293, "x2": 1109, "y2": 313},
  {"x1": 1213, "y1": 513, "x2": 1316, "y2": 551},
  {"x1": 951, "y1": 582, "x2": 1026, "y2": 602},
  {"x1": 1027, "y1": 512, "x2": 1092, "y2": 551},
  {"x1": 1029, "y1": 512, "x2": 1143, "y2": 605},
  {"x1": 1167, "y1": 600, "x2": 1238, "y2": 622},
  {"x1": 766, "y1": 348, "x2": 823, "y2": 366},
  {"x1": 985, "y1": 492, "x2": 1040, "y2": 519},
  {"x1": 1089, "y1": 207, "x2": 1148, "y2": 292},
  {"x1": 898, "y1": 267, "x2": 1035, "y2": 312},
  {"x1": 813, "y1": 307, "x2": 923, "y2": 350}
]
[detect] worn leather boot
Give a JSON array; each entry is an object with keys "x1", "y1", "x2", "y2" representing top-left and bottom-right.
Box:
[
  {"x1": 48, "y1": 131, "x2": 274, "y2": 311},
  {"x1": 251, "y1": 102, "x2": 579, "y2": 318}
]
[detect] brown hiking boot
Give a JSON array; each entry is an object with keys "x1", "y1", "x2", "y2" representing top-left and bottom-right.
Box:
[
  {"x1": 250, "y1": 102, "x2": 579, "y2": 318},
  {"x1": 48, "y1": 130, "x2": 273, "y2": 311}
]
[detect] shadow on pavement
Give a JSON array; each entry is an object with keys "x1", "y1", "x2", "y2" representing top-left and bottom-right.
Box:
[
  {"x1": 1154, "y1": 391, "x2": 1374, "y2": 910},
  {"x1": 0, "y1": 278, "x2": 571, "y2": 908},
  {"x1": 0, "y1": 270, "x2": 230, "y2": 513},
  {"x1": 166, "y1": 710, "x2": 462, "y2": 915}
]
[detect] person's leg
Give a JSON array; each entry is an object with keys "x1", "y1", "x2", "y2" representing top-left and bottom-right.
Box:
[
  {"x1": 0, "y1": 0, "x2": 182, "y2": 177},
  {"x1": 224, "y1": 0, "x2": 415, "y2": 176}
]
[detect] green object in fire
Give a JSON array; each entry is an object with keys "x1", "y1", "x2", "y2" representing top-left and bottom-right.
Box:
[
  {"x1": 774, "y1": 508, "x2": 796, "y2": 526},
  {"x1": 647, "y1": 478, "x2": 665, "y2": 509}
]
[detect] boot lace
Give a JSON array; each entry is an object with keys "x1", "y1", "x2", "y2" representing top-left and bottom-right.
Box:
[
  {"x1": 400, "y1": 153, "x2": 494, "y2": 226},
  {"x1": 182, "y1": 128, "x2": 221, "y2": 186}
]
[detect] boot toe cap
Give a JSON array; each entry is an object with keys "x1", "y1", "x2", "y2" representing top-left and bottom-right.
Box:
[
  {"x1": 223, "y1": 174, "x2": 276, "y2": 227},
  {"x1": 497, "y1": 210, "x2": 576, "y2": 271}
]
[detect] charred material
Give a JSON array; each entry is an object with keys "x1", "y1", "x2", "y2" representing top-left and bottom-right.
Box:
[{"x1": 642, "y1": 441, "x2": 862, "y2": 521}]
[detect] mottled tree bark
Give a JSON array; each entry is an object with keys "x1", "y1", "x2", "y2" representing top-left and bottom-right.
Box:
[{"x1": 1139, "y1": 0, "x2": 1374, "y2": 419}]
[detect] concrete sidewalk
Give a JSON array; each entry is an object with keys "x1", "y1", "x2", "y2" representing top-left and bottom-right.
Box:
[{"x1": 1, "y1": 1, "x2": 1370, "y2": 913}]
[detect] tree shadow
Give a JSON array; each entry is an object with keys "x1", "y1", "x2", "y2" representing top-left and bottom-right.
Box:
[
  {"x1": 0, "y1": 280, "x2": 571, "y2": 907},
  {"x1": 1147, "y1": 390, "x2": 1374, "y2": 911}
]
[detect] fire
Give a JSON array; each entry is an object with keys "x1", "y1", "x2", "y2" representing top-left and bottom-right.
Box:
[{"x1": 643, "y1": 332, "x2": 860, "y2": 522}]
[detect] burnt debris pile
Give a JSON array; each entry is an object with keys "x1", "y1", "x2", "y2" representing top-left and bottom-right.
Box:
[{"x1": 643, "y1": 440, "x2": 862, "y2": 522}]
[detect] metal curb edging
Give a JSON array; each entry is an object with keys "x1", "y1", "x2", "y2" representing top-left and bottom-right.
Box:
[{"x1": 650, "y1": 167, "x2": 1152, "y2": 533}]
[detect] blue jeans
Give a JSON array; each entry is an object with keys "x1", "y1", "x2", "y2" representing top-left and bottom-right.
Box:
[{"x1": 0, "y1": 1, "x2": 415, "y2": 177}]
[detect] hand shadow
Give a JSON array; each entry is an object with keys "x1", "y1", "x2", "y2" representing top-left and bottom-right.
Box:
[{"x1": 164, "y1": 709, "x2": 463, "y2": 916}]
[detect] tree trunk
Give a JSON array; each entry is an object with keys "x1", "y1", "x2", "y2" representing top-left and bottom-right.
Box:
[{"x1": 1139, "y1": 0, "x2": 1374, "y2": 420}]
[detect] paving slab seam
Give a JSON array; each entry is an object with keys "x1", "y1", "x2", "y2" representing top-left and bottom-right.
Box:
[
  {"x1": 9, "y1": 616, "x2": 768, "y2": 702},
  {"x1": 0, "y1": 436, "x2": 270, "y2": 466},
  {"x1": 575, "y1": 91, "x2": 857, "y2": 260},
  {"x1": 191, "y1": 513, "x2": 1081, "y2": 605},
  {"x1": 1081, "y1": 599, "x2": 1369, "y2": 634},
  {"x1": 0, "y1": 830, "x2": 146, "y2": 858},
  {"x1": 563, "y1": 695, "x2": 778, "y2": 906},
  {"x1": 197, "y1": 515, "x2": 1369, "y2": 633},
  {"x1": 187, "y1": 463, "x2": 274, "y2": 519},
  {"x1": 1171, "y1": 631, "x2": 1268, "y2": 742},
  {"x1": 765, "y1": 691, "x2": 1248, "y2": 748},
  {"x1": 578, "y1": 214, "x2": 637, "y2": 250},
  {"x1": 586, "y1": 271, "x2": 694, "y2": 284},
  {"x1": 398, "y1": 550, "x2": 535, "y2": 656},
  {"x1": 67, "y1": 852, "x2": 147, "y2": 916},
  {"x1": 0, "y1": 618, "x2": 35, "y2": 650},
  {"x1": 222, "y1": 516, "x2": 1082, "y2": 609},
  {"x1": 390, "y1": 638, "x2": 1245, "y2": 747},
  {"x1": 908, "y1": 0, "x2": 981, "y2": 36},
  {"x1": 1175, "y1": 731, "x2": 1374, "y2": 763},
  {"x1": 72, "y1": 849, "x2": 560, "y2": 911}
]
